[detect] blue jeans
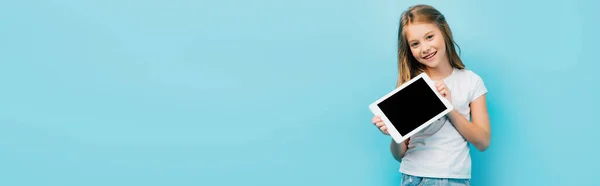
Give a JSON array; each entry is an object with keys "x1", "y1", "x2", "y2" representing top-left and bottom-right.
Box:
[{"x1": 401, "y1": 173, "x2": 470, "y2": 186}]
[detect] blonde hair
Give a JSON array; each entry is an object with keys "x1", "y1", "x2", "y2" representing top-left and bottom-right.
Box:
[{"x1": 396, "y1": 4, "x2": 465, "y2": 87}]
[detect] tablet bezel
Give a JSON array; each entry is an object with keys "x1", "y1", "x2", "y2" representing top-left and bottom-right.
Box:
[{"x1": 369, "y1": 72, "x2": 454, "y2": 144}]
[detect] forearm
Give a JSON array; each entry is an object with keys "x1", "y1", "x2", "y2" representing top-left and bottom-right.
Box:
[
  {"x1": 390, "y1": 139, "x2": 408, "y2": 162},
  {"x1": 448, "y1": 109, "x2": 491, "y2": 151}
]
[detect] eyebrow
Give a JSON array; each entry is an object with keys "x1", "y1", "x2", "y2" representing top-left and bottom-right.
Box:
[{"x1": 408, "y1": 31, "x2": 434, "y2": 43}]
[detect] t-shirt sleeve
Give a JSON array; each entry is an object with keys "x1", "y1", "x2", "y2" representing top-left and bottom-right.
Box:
[{"x1": 469, "y1": 72, "x2": 488, "y2": 103}]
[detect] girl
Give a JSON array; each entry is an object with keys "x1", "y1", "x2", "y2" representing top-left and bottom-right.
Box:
[{"x1": 371, "y1": 4, "x2": 491, "y2": 186}]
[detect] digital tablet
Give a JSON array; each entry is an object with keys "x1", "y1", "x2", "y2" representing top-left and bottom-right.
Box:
[{"x1": 369, "y1": 72, "x2": 454, "y2": 144}]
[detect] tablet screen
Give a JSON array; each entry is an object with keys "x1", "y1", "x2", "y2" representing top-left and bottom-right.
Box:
[{"x1": 377, "y1": 78, "x2": 448, "y2": 136}]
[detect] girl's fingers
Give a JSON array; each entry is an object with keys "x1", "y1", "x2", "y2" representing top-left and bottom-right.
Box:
[
  {"x1": 441, "y1": 89, "x2": 448, "y2": 97},
  {"x1": 373, "y1": 119, "x2": 383, "y2": 126},
  {"x1": 374, "y1": 118, "x2": 382, "y2": 123},
  {"x1": 372, "y1": 116, "x2": 382, "y2": 124},
  {"x1": 381, "y1": 126, "x2": 388, "y2": 134},
  {"x1": 437, "y1": 83, "x2": 446, "y2": 91}
]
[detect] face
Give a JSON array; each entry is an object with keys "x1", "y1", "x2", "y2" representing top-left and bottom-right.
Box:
[{"x1": 405, "y1": 23, "x2": 447, "y2": 68}]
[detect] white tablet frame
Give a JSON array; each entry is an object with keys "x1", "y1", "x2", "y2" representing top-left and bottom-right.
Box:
[{"x1": 369, "y1": 72, "x2": 454, "y2": 144}]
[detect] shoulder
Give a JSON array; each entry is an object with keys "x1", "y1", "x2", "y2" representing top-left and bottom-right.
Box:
[
  {"x1": 454, "y1": 68, "x2": 488, "y2": 102},
  {"x1": 454, "y1": 68, "x2": 481, "y2": 78},
  {"x1": 453, "y1": 68, "x2": 484, "y2": 84}
]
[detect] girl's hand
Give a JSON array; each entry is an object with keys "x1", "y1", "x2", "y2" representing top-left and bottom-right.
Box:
[
  {"x1": 371, "y1": 115, "x2": 389, "y2": 135},
  {"x1": 436, "y1": 81, "x2": 452, "y2": 104}
]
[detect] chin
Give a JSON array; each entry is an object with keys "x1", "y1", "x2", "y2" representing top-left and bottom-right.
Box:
[{"x1": 420, "y1": 60, "x2": 439, "y2": 68}]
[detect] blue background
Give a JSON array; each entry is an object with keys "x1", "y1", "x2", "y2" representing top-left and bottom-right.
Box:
[{"x1": 1, "y1": 0, "x2": 599, "y2": 185}]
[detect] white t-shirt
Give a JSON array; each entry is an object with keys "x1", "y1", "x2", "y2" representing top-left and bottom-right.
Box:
[{"x1": 399, "y1": 68, "x2": 488, "y2": 179}]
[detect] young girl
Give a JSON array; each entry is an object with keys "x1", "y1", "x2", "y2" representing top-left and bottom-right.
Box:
[{"x1": 371, "y1": 4, "x2": 491, "y2": 186}]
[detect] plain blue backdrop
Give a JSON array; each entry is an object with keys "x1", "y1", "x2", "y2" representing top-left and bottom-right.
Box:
[{"x1": 1, "y1": 0, "x2": 599, "y2": 185}]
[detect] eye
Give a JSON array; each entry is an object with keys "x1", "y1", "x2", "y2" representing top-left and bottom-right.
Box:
[
  {"x1": 410, "y1": 42, "x2": 419, "y2": 47},
  {"x1": 426, "y1": 35, "x2": 434, "y2": 40}
]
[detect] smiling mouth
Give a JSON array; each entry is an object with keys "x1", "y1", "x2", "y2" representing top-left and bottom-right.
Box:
[{"x1": 423, "y1": 51, "x2": 437, "y2": 60}]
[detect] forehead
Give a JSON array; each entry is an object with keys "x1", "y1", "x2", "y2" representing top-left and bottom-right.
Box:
[{"x1": 405, "y1": 23, "x2": 439, "y2": 41}]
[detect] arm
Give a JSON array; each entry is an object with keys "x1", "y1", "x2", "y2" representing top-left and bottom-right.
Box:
[
  {"x1": 447, "y1": 94, "x2": 491, "y2": 151},
  {"x1": 390, "y1": 139, "x2": 409, "y2": 162},
  {"x1": 373, "y1": 115, "x2": 410, "y2": 161}
]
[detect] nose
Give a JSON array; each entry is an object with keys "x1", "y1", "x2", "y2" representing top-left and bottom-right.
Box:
[{"x1": 422, "y1": 43, "x2": 431, "y2": 54}]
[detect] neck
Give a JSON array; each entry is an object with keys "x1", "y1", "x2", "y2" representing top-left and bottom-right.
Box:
[{"x1": 425, "y1": 60, "x2": 453, "y2": 81}]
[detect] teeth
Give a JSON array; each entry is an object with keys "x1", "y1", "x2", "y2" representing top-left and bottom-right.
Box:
[{"x1": 424, "y1": 52, "x2": 435, "y2": 59}]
